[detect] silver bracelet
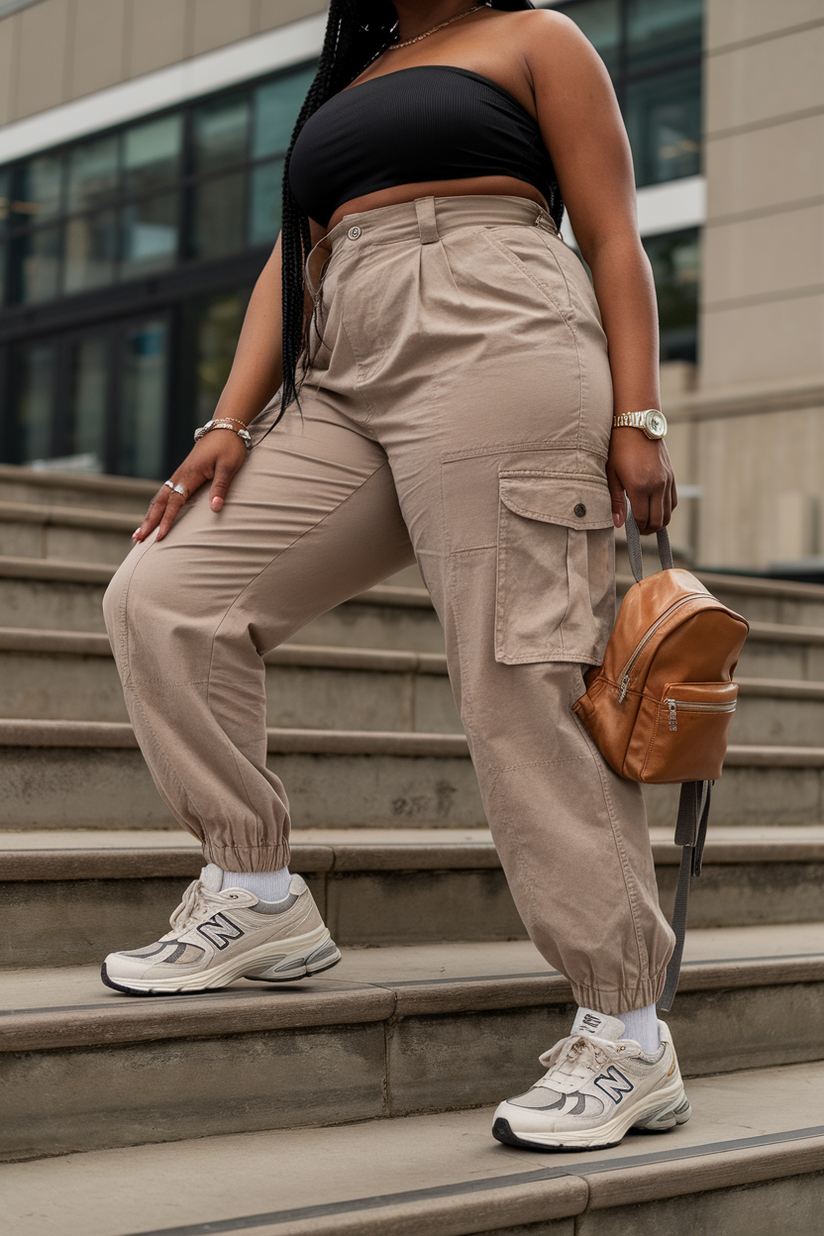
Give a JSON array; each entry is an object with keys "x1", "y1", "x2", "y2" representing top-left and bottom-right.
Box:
[{"x1": 194, "y1": 419, "x2": 253, "y2": 451}]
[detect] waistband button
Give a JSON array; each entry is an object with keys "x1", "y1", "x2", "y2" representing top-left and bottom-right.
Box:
[
  {"x1": 347, "y1": 226, "x2": 362, "y2": 240},
  {"x1": 574, "y1": 503, "x2": 587, "y2": 517}
]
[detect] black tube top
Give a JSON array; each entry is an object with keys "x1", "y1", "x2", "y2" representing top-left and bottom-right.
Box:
[{"x1": 288, "y1": 65, "x2": 561, "y2": 229}]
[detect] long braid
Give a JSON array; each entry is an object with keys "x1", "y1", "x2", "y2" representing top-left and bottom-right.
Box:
[{"x1": 277, "y1": 0, "x2": 397, "y2": 422}]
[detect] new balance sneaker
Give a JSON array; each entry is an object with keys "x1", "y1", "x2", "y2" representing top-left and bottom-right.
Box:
[
  {"x1": 101, "y1": 866, "x2": 341, "y2": 995},
  {"x1": 492, "y1": 1009, "x2": 690, "y2": 1151}
]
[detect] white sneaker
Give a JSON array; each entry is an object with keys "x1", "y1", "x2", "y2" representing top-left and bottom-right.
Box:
[
  {"x1": 492, "y1": 1009, "x2": 690, "y2": 1151},
  {"x1": 101, "y1": 866, "x2": 341, "y2": 995}
]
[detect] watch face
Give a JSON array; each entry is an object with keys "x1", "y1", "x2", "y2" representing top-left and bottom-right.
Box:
[{"x1": 644, "y1": 411, "x2": 667, "y2": 438}]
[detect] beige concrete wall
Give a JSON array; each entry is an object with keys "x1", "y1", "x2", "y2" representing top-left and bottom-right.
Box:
[
  {"x1": 0, "y1": 0, "x2": 327, "y2": 125},
  {"x1": 671, "y1": 0, "x2": 824, "y2": 569}
]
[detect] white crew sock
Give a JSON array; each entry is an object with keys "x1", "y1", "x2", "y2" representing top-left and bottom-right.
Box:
[
  {"x1": 220, "y1": 867, "x2": 292, "y2": 903},
  {"x1": 616, "y1": 1003, "x2": 660, "y2": 1053}
]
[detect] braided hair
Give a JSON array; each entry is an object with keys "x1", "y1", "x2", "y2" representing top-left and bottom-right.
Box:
[
  {"x1": 277, "y1": 0, "x2": 398, "y2": 421},
  {"x1": 277, "y1": 0, "x2": 549, "y2": 422}
]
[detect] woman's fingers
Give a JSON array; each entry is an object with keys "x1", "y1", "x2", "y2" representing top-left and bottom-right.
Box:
[
  {"x1": 133, "y1": 486, "x2": 171, "y2": 542},
  {"x1": 155, "y1": 485, "x2": 190, "y2": 541}
]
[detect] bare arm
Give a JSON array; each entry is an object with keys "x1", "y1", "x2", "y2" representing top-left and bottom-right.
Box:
[
  {"x1": 527, "y1": 12, "x2": 676, "y2": 534},
  {"x1": 134, "y1": 235, "x2": 285, "y2": 542}
]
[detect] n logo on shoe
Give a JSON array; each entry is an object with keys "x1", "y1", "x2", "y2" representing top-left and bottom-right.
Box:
[
  {"x1": 196, "y1": 913, "x2": 245, "y2": 950},
  {"x1": 593, "y1": 1067, "x2": 634, "y2": 1104}
]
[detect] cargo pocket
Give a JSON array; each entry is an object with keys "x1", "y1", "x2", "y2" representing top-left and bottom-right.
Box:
[{"x1": 495, "y1": 473, "x2": 615, "y2": 665}]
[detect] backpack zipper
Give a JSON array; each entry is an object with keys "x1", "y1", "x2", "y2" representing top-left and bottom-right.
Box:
[
  {"x1": 666, "y1": 697, "x2": 737, "y2": 731},
  {"x1": 617, "y1": 593, "x2": 708, "y2": 702}
]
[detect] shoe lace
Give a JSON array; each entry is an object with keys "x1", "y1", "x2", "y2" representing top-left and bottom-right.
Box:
[
  {"x1": 169, "y1": 879, "x2": 232, "y2": 933},
  {"x1": 536, "y1": 1034, "x2": 627, "y2": 1092}
]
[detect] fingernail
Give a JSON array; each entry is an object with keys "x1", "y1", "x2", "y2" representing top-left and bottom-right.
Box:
[
  {"x1": 132, "y1": 528, "x2": 142, "y2": 539},
  {"x1": 613, "y1": 513, "x2": 624, "y2": 528},
  {"x1": 211, "y1": 497, "x2": 223, "y2": 511}
]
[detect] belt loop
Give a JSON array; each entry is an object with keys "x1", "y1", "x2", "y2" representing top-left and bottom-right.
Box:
[{"x1": 415, "y1": 197, "x2": 441, "y2": 245}]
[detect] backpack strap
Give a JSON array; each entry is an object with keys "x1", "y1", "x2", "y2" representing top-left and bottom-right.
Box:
[
  {"x1": 625, "y1": 505, "x2": 674, "y2": 583},
  {"x1": 657, "y1": 780, "x2": 712, "y2": 1012}
]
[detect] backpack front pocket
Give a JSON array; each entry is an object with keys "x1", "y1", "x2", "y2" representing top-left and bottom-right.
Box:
[
  {"x1": 494, "y1": 473, "x2": 615, "y2": 665},
  {"x1": 635, "y1": 680, "x2": 739, "y2": 782}
]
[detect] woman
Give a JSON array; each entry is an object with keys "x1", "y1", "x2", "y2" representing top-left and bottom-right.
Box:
[{"x1": 102, "y1": 0, "x2": 687, "y2": 1152}]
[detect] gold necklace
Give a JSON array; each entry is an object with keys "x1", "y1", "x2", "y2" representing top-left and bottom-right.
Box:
[{"x1": 388, "y1": 3, "x2": 485, "y2": 51}]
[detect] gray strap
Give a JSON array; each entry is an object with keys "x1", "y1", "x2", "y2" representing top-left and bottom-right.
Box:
[
  {"x1": 658, "y1": 781, "x2": 712, "y2": 1012},
  {"x1": 624, "y1": 504, "x2": 674, "y2": 583}
]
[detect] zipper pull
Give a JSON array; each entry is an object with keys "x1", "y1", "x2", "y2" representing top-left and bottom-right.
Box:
[
  {"x1": 618, "y1": 675, "x2": 631, "y2": 703},
  {"x1": 668, "y1": 699, "x2": 678, "y2": 731}
]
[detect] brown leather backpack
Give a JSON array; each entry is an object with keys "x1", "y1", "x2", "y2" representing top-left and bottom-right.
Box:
[{"x1": 573, "y1": 511, "x2": 749, "y2": 1008}]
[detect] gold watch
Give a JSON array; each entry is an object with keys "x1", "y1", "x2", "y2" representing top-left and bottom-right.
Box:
[{"x1": 612, "y1": 409, "x2": 668, "y2": 440}]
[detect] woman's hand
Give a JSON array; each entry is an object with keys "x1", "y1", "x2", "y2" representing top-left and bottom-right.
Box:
[
  {"x1": 132, "y1": 429, "x2": 249, "y2": 544},
  {"x1": 607, "y1": 429, "x2": 677, "y2": 535}
]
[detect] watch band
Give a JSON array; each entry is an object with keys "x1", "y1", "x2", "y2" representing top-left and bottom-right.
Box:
[{"x1": 612, "y1": 409, "x2": 667, "y2": 439}]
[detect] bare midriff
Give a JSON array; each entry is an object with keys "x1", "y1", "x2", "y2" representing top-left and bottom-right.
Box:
[{"x1": 322, "y1": 174, "x2": 547, "y2": 237}]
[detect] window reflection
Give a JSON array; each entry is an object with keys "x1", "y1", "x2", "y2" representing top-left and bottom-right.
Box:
[
  {"x1": 249, "y1": 158, "x2": 283, "y2": 247},
  {"x1": 194, "y1": 94, "x2": 250, "y2": 172},
  {"x1": 16, "y1": 154, "x2": 64, "y2": 222},
  {"x1": 123, "y1": 115, "x2": 182, "y2": 194},
  {"x1": 119, "y1": 319, "x2": 167, "y2": 478},
  {"x1": 643, "y1": 227, "x2": 699, "y2": 363},
  {"x1": 0, "y1": 166, "x2": 11, "y2": 229},
  {"x1": 192, "y1": 171, "x2": 247, "y2": 258},
  {"x1": 253, "y1": 67, "x2": 316, "y2": 158},
  {"x1": 17, "y1": 226, "x2": 62, "y2": 302},
  {"x1": 15, "y1": 343, "x2": 56, "y2": 462},
  {"x1": 65, "y1": 211, "x2": 118, "y2": 292},
  {"x1": 196, "y1": 291, "x2": 250, "y2": 422},
  {"x1": 626, "y1": 65, "x2": 702, "y2": 186},
  {"x1": 67, "y1": 137, "x2": 119, "y2": 212},
  {"x1": 627, "y1": 0, "x2": 702, "y2": 71},
  {"x1": 70, "y1": 336, "x2": 109, "y2": 466},
  {"x1": 121, "y1": 193, "x2": 178, "y2": 274}
]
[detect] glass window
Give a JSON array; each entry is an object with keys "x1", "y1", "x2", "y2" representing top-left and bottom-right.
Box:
[
  {"x1": 15, "y1": 342, "x2": 56, "y2": 462},
  {"x1": 0, "y1": 166, "x2": 10, "y2": 230},
  {"x1": 625, "y1": 64, "x2": 701, "y2": 186},
  {"x1": 65, "y1": 211, "x2": 118, "y2": 293},
  {"x1": 67, "y1": 136, "x2": 119, "y2": 212},
  {"x1": 123, "y1": 114, "x2": 182, "y2": 194},
  {"x1": 119, "y1": 319, "x2": 167, "y2": 478},
  {"x1": 195, "y1": 291, "x2": 250, "y2": 422},
  {"x1": 627, "y1": 0, "x2": 702, "y2": 71},
  {"x1": 16, "y1": 154, "x2": 64, "y2": 223},
  {"x1": 252, "y1": 67, "x2": 316, "y2": 159},
  {"x1": 194, "y1": 93, "x2": 250, "y2": 172},
  {"x1": 562, "y1": 0, "x2": 621, "y2": 74},
  {"x1": 248, "y1": 158, "x2": 283, "y2": 247},
  {"x1": 16, "y1": 226, "x2": 62, "y2": 302},
  {"x1": 191, "y1": 172, "x2": 247, "y2": 259},
  {"x1": 643, "y1": 227, "x2": 699, "y2": 363},
  {"x1": 121, "y1": 193, "x2": 179, "y2": 275},
  {"x1": 69, "y1": 335, "x2": 109, "y2": 465}
]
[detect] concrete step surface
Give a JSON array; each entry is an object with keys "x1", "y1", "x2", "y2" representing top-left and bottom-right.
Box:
[
  {"x1": 0, "y1": 462, "x2": 155, "y2": 513},
  {"x1": 3, "y1": 1060, "x2": 824, "y2": 1235},
  {"x1": 0, "y1": 499, "x2": 138, "y2": 566},
  {"x1": 5, "y1": 825, "x2": 824, "y2": 967},
  {"x1": 3, "y1": 716, "x2": 824, "y2": 831},
  {"x1": 3, "y1": 924, "x2": 824, "y2": 1160}
]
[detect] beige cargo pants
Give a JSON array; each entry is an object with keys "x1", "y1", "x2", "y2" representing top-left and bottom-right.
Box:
[{"x1": 104, "y1": 195, "x2": 674, "y2": 1013}]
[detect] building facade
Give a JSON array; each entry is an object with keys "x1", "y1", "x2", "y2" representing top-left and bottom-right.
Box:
[{"x1": 0, "y1": 0, "x2": 819, "y2": 572}]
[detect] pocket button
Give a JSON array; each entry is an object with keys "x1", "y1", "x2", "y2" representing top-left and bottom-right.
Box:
[
  {"x1": 348, "y1": 226, "x2": 362, "y2": 240},
  {"x1": 574, "y1": 503, "x2": 587, "y2": 517}
]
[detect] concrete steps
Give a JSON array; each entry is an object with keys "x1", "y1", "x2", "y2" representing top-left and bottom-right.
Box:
[
  {"x1": 4, "y1": 1061, "x2": 824, "y2": 1236},
  {"x1": 5, "y1": 465, "x2": 824, "y2": 1226},
  {"x1": 2, "y1": 924, "x2": 824, "y2": 1162},
  {"x1": 4, "y1": 826, "x2": 824, "y2": 968}
]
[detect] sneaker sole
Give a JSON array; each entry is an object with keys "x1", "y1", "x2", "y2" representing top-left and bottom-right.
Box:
[
  {"x1": 492, "y1": 1078, "x2": 690, "y2": 1152},
  {"x1": 101, "y1": 926, "x2": 338, "y2": 996}
]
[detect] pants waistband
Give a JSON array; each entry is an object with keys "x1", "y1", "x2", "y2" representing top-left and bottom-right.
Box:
[{"x1": 323, "y1": 193, "x2": 560, "y2": 254}]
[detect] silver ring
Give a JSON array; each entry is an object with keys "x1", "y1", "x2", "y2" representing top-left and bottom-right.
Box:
[
  {"x1": 172, "y1": 483, "x2": 187, "y2": 498},
  {"x1": 163, "y1": 479, "x2": 174, "y2": 491}
]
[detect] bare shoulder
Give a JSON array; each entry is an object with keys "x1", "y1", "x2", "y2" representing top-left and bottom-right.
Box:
[{"x1": 511, "y1": 8, "x2": 610, "y2": 85}]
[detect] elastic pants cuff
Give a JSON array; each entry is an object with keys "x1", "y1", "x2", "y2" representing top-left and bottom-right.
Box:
[
  {"x1": 202, "y1": 842, "x2": 291, "y2": 873},
  {"x1": 571, "y1": 968, "x2": 669, "y2": 1018}
]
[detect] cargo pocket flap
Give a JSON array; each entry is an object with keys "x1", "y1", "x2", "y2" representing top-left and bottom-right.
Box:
[{"x1": 498, "y1": 475, "x2": 614, "y2": 530}]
